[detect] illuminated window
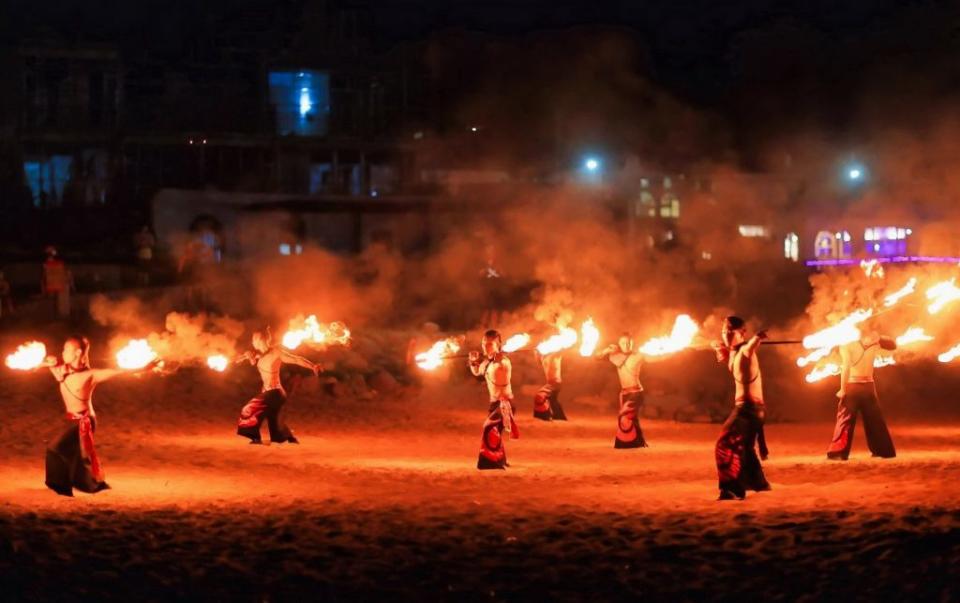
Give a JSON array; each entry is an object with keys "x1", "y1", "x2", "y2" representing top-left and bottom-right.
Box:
[
  {"x1": 738, "y1": 225, "x2": 770, "y2": 238},
  {"x1": 784, "y1": 233, "x2": 799, "y2": 262},
  {"x1": 865, "y1": 226, "x2": 910, "y2": 256},
  {"x1": 660, "y1": 194, "x2": 680, "y2": 218},
  {"x1": 269, "y1": 70, "x2": 331, "y2": 136}
]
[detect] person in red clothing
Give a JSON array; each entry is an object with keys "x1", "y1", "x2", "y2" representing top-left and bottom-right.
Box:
[{"x1": 41, "y1": 246, "x2": 72, "y2": 318}]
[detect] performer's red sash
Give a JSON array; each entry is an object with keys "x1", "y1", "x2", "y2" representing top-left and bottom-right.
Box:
[{"x1": 70, "y1": 412, "x2": 104, "y2": 482}]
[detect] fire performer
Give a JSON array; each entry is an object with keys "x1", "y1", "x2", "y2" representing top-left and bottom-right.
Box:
[
  {"x1": 42, "y1": 336, "x2": 156, "y2": 496},
  {"x1": 470, "y1": 329, "x2": 519, "y2": 469},
  {"x1": 713, "y1": 317, "x2": 771, "y2": 500},
  {"x1": 826, "y1": 330, "x2": 897, "y2": 460},
  {"x1": 597, "y1": 333, "x2": 649, "y2": 448},
  {"x1": 533, "y1": 349, "x2": 568, "y2": 421},
  {"x1": 236, "y1": 329, "x2": 321, "y2": 445}
]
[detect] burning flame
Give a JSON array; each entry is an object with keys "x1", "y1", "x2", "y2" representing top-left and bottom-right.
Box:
[
  {"x1": 926, "y1": 279, "x2": 960, "y2": 315},
  {"x1": 805, "y1": 363, "x2": 840, "y2": 383},
  {"x1": 116, "y1": 339, "x2": 158, "y2": 369},
  {"x1": 282, "y1": 315, "x2": 351, "y2": 350},
  {"x1": 638, "y1": 314, "x2": 699, "y2": 357},
  {"x1": 884, "y1": 277, "x2": 917, "y2": 307},
  {"x1": 5, "y1": 341, "x2": 46, "y2": 370},
  {"x1": 874, "y1": 355, "x2": 896, "y2": 368},
  {"x1": 579, "y1": 318, "x2": 600, "y2": 357},
  {"x1": 895, "y1": 327, "x2": 934, "y2": 347},
  {"x1": 796, "y1": 346, "x2": 832, "y2": 368},
  {"x1": 802, "y1": 309, "x2": 872, "y2": 350},
  {"x1": 415, "y1": 337, "x2": 461, "y2": 371},
  {"x1": 207, "y1": 355, "x2": 229, "y2": 372},
  {"x1": 860, "y1": 259, "x2": 885, "y2": 279},
  {"x1": 502, "y1": 333, "x2": 531, "y2": 353},
  {"x1": 536, "y1": 327, "x2": 578, "y2": 355},
  {"x1": 939, "y1": 344, "x2": 960, "y2": 363}
]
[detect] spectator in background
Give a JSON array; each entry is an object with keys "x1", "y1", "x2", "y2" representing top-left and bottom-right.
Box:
[
  {"x1": 42, "y1": 246, "x2": 72, "y2": 319},
  {"x1": 133, "y1": 226, "x2": 156, "y2": 287},
  {"x1": 0, "y1": 270, "x2": 14, "y2": 318}
]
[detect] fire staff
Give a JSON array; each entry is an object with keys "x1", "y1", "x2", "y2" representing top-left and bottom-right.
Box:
[{"x1": 236, "y1": 329, "x2": 320, "y2": 445}]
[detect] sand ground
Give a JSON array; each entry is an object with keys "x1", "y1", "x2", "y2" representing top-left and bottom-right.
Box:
[{"x1": 1, "y1": 365, "x2": 959, "y2": 602}]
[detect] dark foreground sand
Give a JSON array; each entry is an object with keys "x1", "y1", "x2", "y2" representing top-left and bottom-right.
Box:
[{"x1": 1, "y1": 367, "x2": 959, "y2": 602}]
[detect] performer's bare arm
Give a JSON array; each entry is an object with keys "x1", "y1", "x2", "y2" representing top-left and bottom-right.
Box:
[
  {"x1": 280, "y1": 349, "x2": 320, "y2": 374},
  {"x1": 741, "y1": 331, "x2": 768, "y2": 358},
  {"x1": 468, "y1": 351, "x2": 485, "y2": 377},
  {"x1": 595, "y1": 344, "x2": 618, "y2": 360},
  {"x1": 91, "y1": 362, "x2": 158, "y2": 385}
]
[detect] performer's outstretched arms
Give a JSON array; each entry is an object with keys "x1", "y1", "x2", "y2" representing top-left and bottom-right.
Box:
[
  {"x1": 741, "y1": 330, "x2": 769, "y2": 358},
  {"x1": 280, "y1": 349, "x2": 321, "y2": 375},
  {"x1": 468, "y1": 351, "x2": 485, "y2": 377},
  {"x1": 91, "y1": 359, "x2": 160, "y2": 385}
]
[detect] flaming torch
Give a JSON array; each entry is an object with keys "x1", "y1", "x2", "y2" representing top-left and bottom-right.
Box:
[
  {"x1": 805, "y1": 363, "x2": 841, "y2": 383},
  {"x1": 860, "y1": 259, "x2": 885, "y2": 279},
  {"x1": 579, "y1": 318, "x2": 600, "y2": 357},
  {"x1": 282, "y1": 315, "x2": 351, "y2": 350},
  {"x1": 884, "y1": 277, "x2": 917, "y2": 307},
  {"x1": 926, "y1": 279, "x2": 960, "y2": 315},
  {"x1": 502, "y1": 333, "x2": 531, "y2": 353},
  {"x1": 415, "y1": 338, "x2": 461, "y2": 371},
  {"x1": 895, "y1": 327, "x2": 934, "y2": 347},
  {"x1": 802, "y1": 309, "x2": 872, "y2": 350},
  {"x1": 536, "y1": 326, "x2": 578, "y2": 356},
  {"x1": 5, "y1": 341, "x2": 47, "y2": 370},
  {"x1": 116, "y1": 339, "x2": 158, "y2": 369},
  {"x1": 939, "y1": 344, "x2": 960, "y2": 364},
  {"x1": 638, "y1": 314, "x2": 699, "y2": 356},
  {"x1": 207, "y1": 354, "x2": 229, "y2": 372}
]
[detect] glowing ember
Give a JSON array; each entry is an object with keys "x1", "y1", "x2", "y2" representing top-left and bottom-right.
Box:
[
  {"x1": 638, "y1": 314, "x2": 700, "y2": 357},
  {"x1": 207, "y1": 355, "x2": 229, "y2": 372},
  {"x1": 502, "y1": 333, "x2": 531, "y2": 353},
  {"x1": 796, "y1": 346, "x2": 832, "y2": 368},
  {"x1": 5, "y1": 341, "x2": 46, "y2": 370},
  {"x1": 860, "y1": 259, "x2": 885, "y2": 279},
  {"x1": 282, "y1": 315, "x2": 351, "y2": 350},
  {"x1": 926, "y1": 279, "x2": 960, "y2": 315},
  {"x1": 895, "y1": 327, "x2": 934, "y2": 347},
  {"x1": 939, "y1": 344, "x2": 960, "y2": 363},
  {"x1": 536, "y1": 327, "x2": 578, "y2": 355},
  {"x1": 884, "y1": 277, "x2": 917, "y2": 307},
  {"x1": 579, "y1": 317, "x2": 601, "y2": 357},
  {"x1": 805, "y1": 363, "x2": 840, "y2": 383},
  {"x1": 415, "y1": 337, "x2": 461, "y2": 371},
  {"x1": 802, "y1": 309, "x2": 872, "y2": 350},
  {"x1": 116, "y1": 339, "x2": 158, "y2": 369}
]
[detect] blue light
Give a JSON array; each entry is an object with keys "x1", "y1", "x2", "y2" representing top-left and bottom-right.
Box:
[
  {"x1": 299, "y1": 87, "x2": 313, "y2": 117},
  {"x1": 584, "y1": 157, "x2": 600, "y2": 172}
]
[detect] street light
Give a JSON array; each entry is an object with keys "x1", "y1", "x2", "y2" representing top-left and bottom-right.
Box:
[{"x1": 584, "y1": 157, "x2": 601, "y2": 172}]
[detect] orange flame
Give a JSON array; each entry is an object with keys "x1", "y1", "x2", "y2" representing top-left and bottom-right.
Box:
[
  {"x1": 116, "y1": 339, "x2": 158, "y2": 369},
  {"x1": 415, "y1": 337, "x2": 461, "y2": 371},
  {"x1": 282, "y1": 315, "x2": 351, "y2": 350},
  {"x1": 895, "y1": 327, "x2": 933, "y2": 347},
  {"x1": 579, "y1": 317, "x2": 600, "y2": 357},
  {"x1": 207, "y1": 354, "x2": 229, "y2": 372},
  {"x1": 805, "y1": 363, "x2": 840, "y2": 383},
  {"x1": 796, "y1": 346, "x2": 832, "y2": 368},
  {"x1": 939, "y1": 344, "x2": 960, "y2": 363},
  {"x1": 5, "y1": 341, "x2": 46, "y2": 370},
  {"x1": 926, "y1": 279, "x2": 960, "y2": 315},
  {"x1": 884, "y1": 277, "x2": 917, "y2": 307},
  {"x1": 638, "y1": 314, "x2": 699, "y2": 356},
  {"x1": 802, "y1": 309, "x2": 872, "y2": 350},
  {"x1": 502, "y1": 333, "x2": 531, "y2": 353},
  {"x1": 536, "y1": 326, "x2": 578, "y2": 355},
  {"x1": 874, "y1": 355, "x2": 896, "y2": 368},
  {"x1": 860, "y1": 259, "x2": 885, "y2": 279}
]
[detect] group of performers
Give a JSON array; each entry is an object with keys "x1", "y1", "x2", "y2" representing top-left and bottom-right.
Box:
[{"x1": 34, "y1": 314, "x2": 899, "y2": 500}]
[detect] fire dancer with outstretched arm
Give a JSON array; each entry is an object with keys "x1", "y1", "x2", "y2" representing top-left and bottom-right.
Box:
[
  {"x1": 533, "y1": 350, "x2": 567, "y2": 421},
  {"x1": 470, "y1": 329, "x2": 519, "y2": 470},
  {"x1": 826, "y1": 330, "x2": 897, "y2": 460},
  {"x1": 236, "y1": 329, "x2": 321, "y2": 445},
  {"x1": 713, "y1": 316, "x2": 771, "y2": 500},
  {"x1": 597, "y1": 333, "x2": 649, "y2": 448},
  {"x1": 42, "y1": 336, "x2": 156, "y2": 496}
]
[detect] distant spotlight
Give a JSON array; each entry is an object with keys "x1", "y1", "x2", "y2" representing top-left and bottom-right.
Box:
[
  {"x1": 584, "y1": 157, "x2": 600, "y2": 172},
  {"x1": 470, "y1": 126, "x2": 478, "y2": 132},
  {"x1": 848, "y1": 168, "x2": 862, "y2": 180}
]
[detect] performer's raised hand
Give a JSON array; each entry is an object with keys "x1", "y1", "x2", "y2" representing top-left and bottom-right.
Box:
[
  {"x1": 312, "y1": 362, "x2": 323, "y2": 376},
  {"x1": 756, "y1": 330, "x2": 769, "y2": 341},
  {"x1": 468, "y1": 351, "x2": 480, "y2": 363}
]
